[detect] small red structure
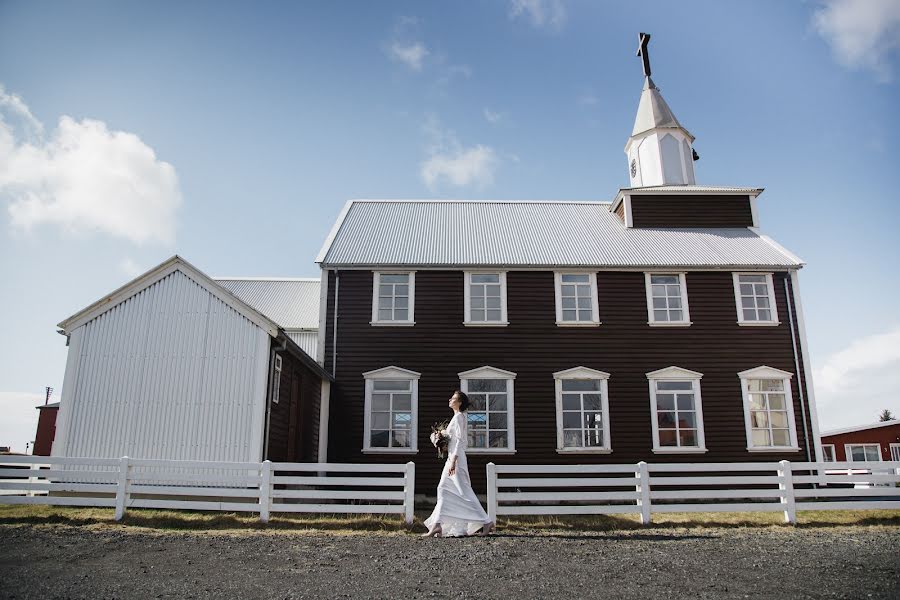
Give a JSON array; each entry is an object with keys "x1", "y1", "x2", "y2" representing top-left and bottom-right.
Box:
[
  {"x1": 32, "y1": 402, "x2": 59, "y2": 456},
  {"x1": 821, "y1": 420, "x2": 900, "y2": 462}
]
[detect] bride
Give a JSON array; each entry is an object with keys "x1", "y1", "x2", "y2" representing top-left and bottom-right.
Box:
[{"x1": 421, "y1": 390, "x2": 495, "y2": 537}]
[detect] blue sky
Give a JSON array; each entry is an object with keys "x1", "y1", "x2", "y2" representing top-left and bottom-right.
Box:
[{"x1": 1, "y1": 0, "x2": 899, "y2": 451}]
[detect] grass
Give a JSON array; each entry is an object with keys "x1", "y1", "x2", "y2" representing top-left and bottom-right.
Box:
[{"x1": 1, "y1": 505, "x2": 899, "y2": 535}]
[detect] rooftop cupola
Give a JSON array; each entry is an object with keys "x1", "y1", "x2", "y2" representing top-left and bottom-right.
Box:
[{"x1": 625, "y1": 33, "x2": 698, "y2": 187}]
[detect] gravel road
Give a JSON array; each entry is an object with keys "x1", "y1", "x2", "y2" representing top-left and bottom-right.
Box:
[{"x1": 1, "y1": 525, "x2": 898, "y2": 599}]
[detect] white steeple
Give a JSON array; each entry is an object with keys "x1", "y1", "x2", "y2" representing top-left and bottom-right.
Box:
[{"x1": 625, "y1": 33, "x2": 697, "y2": 187}]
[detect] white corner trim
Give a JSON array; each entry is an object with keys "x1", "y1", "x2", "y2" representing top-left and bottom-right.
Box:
[
  {"x1": 316, "y1": 268, "x2": 329, "y2": 366},
  {"x1": 790, "y1": 270, "x2": 824, "y2": 463},
  {"x1": 624, "y1": 194, "x2": 634, "y2": 228},
  {"x1": 317, "y1": 380, "x2": 330, "y2": 462},
  {"x1": 315, "y1": 199, "x2": 355, "y2": 263}
]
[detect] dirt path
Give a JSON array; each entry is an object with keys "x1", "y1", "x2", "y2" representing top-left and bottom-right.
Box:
[{"x1": 1, "y1": 525, "x2": 899, "y2": 599}]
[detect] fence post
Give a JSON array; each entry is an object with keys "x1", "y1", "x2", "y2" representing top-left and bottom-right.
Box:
[
  {"x1": 636, "y1": 461, "x2": 651, "y2": 525},
  {"x1": 259, "y1": 460, "x2": 272, "y2": 524},
  {"x1": 27, "y1": 464, "x2": 40, "y2": 497},
  {"x1": 114, "y1": 456, "x2": 130, "y2": 521},
  {"x1": 778, "y1": 460, "x2": 797, "y2": 525},
  {"x1": 486, "y1": 462, "x2": 497, "y2": 524},
  {"x1": 403, "y1": 462, "x2": 415, "y2": 526}
]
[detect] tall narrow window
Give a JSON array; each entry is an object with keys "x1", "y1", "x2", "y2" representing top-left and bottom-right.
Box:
[
  {"x1": 845, "y1": 444, "x2": 881, "y2": 462},
  {"x1": 644, "y1": 273, "x2": 691, "y2": 325},
  {"x1": 363, "y1": 366, "x2": 420, "y2": 453},
  {"x1": 822, "y1": 444, "x2": 835, "y2": 462},
  {"x1": 739, "y1": 366, "x2": 799, "y2": 452},
  {"x1": 554, "y1": 367, "x2": 611, "y2": 453},
  {"x1": 271, "y1": 354, "x2": 283, "y2": 405},
  {"x1": 464, "y1": 272, "x2": 508, "y2": 325},
  {"x1": 733, "y1": 273, "x2": 779, "y2": 325},
  {"x1": 647, "y1": 367, "x2": 706, "y2": 453},
  {"x1": 371, "y1": 272, "x2": 415, "y2": 325},
  {"x1": 459, "y1": 366, "x2": 516, "y2": 452},
  {"x1": 554, "y1": 272, "x2": 600, "y2": 326}
]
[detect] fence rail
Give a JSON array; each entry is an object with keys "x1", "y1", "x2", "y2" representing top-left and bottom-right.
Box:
[
  {"x1": 487, "y1": 460, "x2": 900, "y2": 524},
  {"x1": 0, "y1": 456, "x2": 415, "y2": 524}
]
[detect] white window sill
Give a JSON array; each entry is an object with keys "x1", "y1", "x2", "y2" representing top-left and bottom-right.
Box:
[
  {"x1": 556, "y1": 448, "x2": 612, "y2": 455},
  {"x1": 737, "y1": 321, "x2": 781, "y2": 327},
  {"x1": 463, "y1": 321, "x2": 509, "y2": 327},
  {"x1": 466, "y1": 448, "x2": 516, "y2": 455},
  {"x1": 652, "y1": 447, "x2": 708, "y2": 454},
  {"x1": 362, "y1": 448, "x2": 419, "y2": 455},
  {"x1": 555, "y1": 321, "x2": 602, "y2": 327},
  {"x1": 369, "y1": 321, "x2": 416, "y2": 327},
  {"x1": 648, "y1": 321, "x2": 693, "y2": 327},
  {"x1": 746, "y1": 446, "x2": 801, "y2": 453}
]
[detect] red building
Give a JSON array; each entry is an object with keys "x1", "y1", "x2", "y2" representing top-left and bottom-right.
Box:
[
  {"x1": 33, "y1": 402, "x2": 59, "y2": 456},
  {"x1": 820, "y1": 420, "x2": 900, "y2": 462}
]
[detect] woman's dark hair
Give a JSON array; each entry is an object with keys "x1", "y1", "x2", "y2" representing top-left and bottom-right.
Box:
[{"x1": 454, "y1": 390, "x2": 470, "y2": 412}]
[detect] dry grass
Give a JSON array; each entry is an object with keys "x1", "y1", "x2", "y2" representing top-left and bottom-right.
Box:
[{"x1": 1, "y1": 505, "x2": 899, "y2": 535}]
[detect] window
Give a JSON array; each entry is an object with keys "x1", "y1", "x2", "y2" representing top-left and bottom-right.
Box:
[
  {"x1": 733, "y1": 273, "x2": 779, "y2": 325},
  {"x1": 458, "y1": 366, "x2": 516, "y2": 453},
  {"x1": 644, "y1": 273, "x2": 691, "y2": 325},
  {"x1": 845, "y1": 444, "x2": 881, "y2": 462},
  {"x1": 464, "y1": 272, "x2": 508, "y2": 326},
  {"x1": 554, "y1": 272, "x2": 600, "y2": 326},
  {"x1": 822, "y1": 444, "x2": 836, "y2": 462},
  {"x1": 554, "y1": 367, "x2": 611, "y2": 453},
  {"x1": 371, "y1": 272, "x2": 415, "y2": 325},
  {"x1": 362, "y1": 366, "x2": 420, "y2": 453},
  {"x1": 891, "y1": 443, "x2": 900, "y2": 462},
  {"x1": 738, "y1": 366, "x2": 799, "y2": 451},
  {"x1": 272, "y1": 354, "x2": 283, "y2": 404},
  {"x1": 646, "y1": 367, "x2": 707, "y2": 453}
]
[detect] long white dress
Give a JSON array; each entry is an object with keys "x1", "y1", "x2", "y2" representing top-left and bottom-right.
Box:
[{"x1": 423, "y1": 411, "x2": 492, "y2": 536}]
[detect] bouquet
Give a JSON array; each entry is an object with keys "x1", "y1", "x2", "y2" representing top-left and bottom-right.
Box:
[{"x1": 429, "y1": 420, "x2": 450, "y2": 459}]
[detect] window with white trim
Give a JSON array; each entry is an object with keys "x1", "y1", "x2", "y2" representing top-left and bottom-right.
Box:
[
  {"x1": 554, "y1": 272, "x2": 600, "y2": 325},
  {"x1": 891, "y1": 443, "x2": 900, "y2": 462},
  {"x1": 645, "y1": 273, "x2": 691, "y2": 325},
  {"x1": 822, "y1": 444, "x2": 835, "y2": 462},
  {"x1": 363, "y1": 367, "x2": 419, "y2": 453},
  {"x1": 845, "y1": 443, "x2": 881, "y2": 462},
  {"x1": 554, "y1": 367, "x2": 611, "y2": 452},
  {"x1": 371, "y1": 272, "x2": 415, "y2": 325},
  {"x1": 646, "y1": 367, "x2": 706, "y2": 452},
  {"x1": 738, "y1": 366, "x2": 799, "y2": 451},
  {"x1": 272, "y1": 354, "x2": 283, "y2": 404},
  {"x1": 459, "y1": 366, "x2": 516, "y2": 452},
  {"x1": 733, "y1": 273, "x2": 779, "y2": 325},
  {"x1": 464, "y1": 272, "x2": 507, "y2": 325}
]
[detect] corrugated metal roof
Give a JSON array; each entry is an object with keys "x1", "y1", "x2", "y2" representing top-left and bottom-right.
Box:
[
  {"x1": 319, "y1": 200, "x2": 802, "y2": 268},
  {"x1": 215, "y1": 279, "x2": 320, "y2": 329},
  {"x1": 621, "y1": 185, "x2": 763, "y2": 194}
]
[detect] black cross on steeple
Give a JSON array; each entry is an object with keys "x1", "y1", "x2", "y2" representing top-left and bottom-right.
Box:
[{"x1": 636, "y1": 32, "x2": 651, "y2": 77}]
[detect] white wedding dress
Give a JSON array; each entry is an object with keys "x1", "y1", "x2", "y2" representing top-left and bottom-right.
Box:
[{"x1": 424, "y1": 411, "x2": 492, "y2": 537}]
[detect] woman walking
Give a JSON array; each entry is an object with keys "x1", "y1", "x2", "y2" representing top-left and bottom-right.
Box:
[{"x1": 422, "y1": 390, "x2": 495, "y2": 537}]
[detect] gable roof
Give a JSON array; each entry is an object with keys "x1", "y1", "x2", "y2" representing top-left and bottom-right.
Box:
[
  {"x1": 821, "y1": 420, "x2": 900, "y2": 438},
  {"x1": 215, "y1": 278, "x2": 320, "y2": 330},
  {"x1": 316, "y1": 200, "x2": 803, "y2": 269}
]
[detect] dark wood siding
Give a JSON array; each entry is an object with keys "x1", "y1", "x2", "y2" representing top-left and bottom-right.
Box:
[
  {"x1": 33, "y1": 406, "x2": 59, "y2": 456},
  {"x1": 631, "y1": 195, "x2": 754, "y2": 228},
  {"x1": 265, "y1": 344, "x2": 322, "y2": 462},
  {"x1": 324, "y1": 269, "x2": 816, "y2": 494},
  {"x1": 614, "y1": 202, "x2": 625, "y2": 223}
]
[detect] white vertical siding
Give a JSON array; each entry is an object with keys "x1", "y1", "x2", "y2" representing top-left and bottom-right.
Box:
[{"x1": 54, "y1": 270, "x2": 271, "y2": 462}]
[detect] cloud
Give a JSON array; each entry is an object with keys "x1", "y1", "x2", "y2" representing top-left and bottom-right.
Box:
[
  {"x1": 812, "y1": 0, "x2": 900, "y2": 82},
  {"x1": 483, "y1": 108, "x2": 505, "y2": 124},
  {"x1": 509, "y1": 0, "x2": 567, "y2": 32},
  {"x1": 389, "y1": 41, "x2": 430, "y2": 71},
  {"x1": 420, "y1": 116, "x2": 499, "y2": 190},
  {"x1": 0, "y1": 86, "x2": 181, "y2": 245},
  {"x1": 0, "y1": 391, "x2": 46, "y2": 454},
  {"x1": 813, "y1": 326, "x2": 900, "y2": 430},
  {"x1": 385, "y1": 16, "x2": 430, "y2": 71}
]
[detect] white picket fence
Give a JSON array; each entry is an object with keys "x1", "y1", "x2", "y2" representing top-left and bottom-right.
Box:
[
  {"x1": 0, "y1": 456, "x2": 415, "y2": 524},
  {"x1": 486, "y1": 460, "x2": 900, "y2": 524}
]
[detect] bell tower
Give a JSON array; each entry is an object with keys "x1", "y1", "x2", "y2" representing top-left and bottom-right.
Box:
[{"x1": 625, "y1": 33, "x2": 697, "y2": 187}]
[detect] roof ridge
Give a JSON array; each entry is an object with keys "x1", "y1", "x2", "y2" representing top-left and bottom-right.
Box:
[
  {"x1": 214, "y1": 277, "x2": 320, "y2": 282},
  {"x1": 350, "y1": 199, "x2": 613, "y2": 205}
]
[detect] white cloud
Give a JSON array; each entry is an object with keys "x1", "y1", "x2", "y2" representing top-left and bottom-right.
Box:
[
  {"x1": 389, "y1": 41, "x2": 430, "y2": 71},
  {"x1": 0, "y1": 86, "x2": 181, "y2": 245},
  {"x1": 509, "y1": 0, "x2": 567, "y2": 31},
  {"x1": 812, "y1": 0, "x2": 900, "y2": 82},
  {"x1": 0, "y1": 392, "x2": 46, "y2": 454},
  {"x1": 483, "y1": 108, "x2": 505, "y2": 124},
  {"x1": 813, "y1": 326, "x2": 900, "y2": 430},
  {"x1": 420, "y1": 116, "x2": 499, "y2": 190}
]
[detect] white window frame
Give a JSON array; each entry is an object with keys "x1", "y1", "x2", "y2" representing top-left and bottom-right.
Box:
[
  {"x1": 370, "y1": 271, "x2": 416, "y2": 326},
  {"x1": 362, "y1": 366, "x2": 420, "y2": 454},
  {"x1": 646, "y1": 366, "x2": 707, "y2": 454},
  {"x1": 272, "y1": 354, "x2": 283, "y2": 405},
  {"x1": 845, "y1": 443, "x2": 882, "y2": 463},
  {"x1": 732, "y1": 272, "x2": 780, "y2": 326},
  {"x1": 463, "y1": 271, "x2": 508, "y2": 326},
  {"x1": 891, "y1": 443, "x2": 900, "y2": 462},
  {"x1": 738, "y1": 366, "x2": 800, "y2": 452},
  {"x1": 554, "y1": 271, "x2": 600, "y2": 327},
  {"x1": 458, "y1": 366, "x2": 516, "y2": 454},
  {"x1": 822, "y1": 444, "x2": 836, "y2": 462},
  {"x1": 644, "y1": 272, "x2": 691, "y2": 326},
  {"x1": 553, "y1": 367, "x2": 612, "y2": 454}
]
